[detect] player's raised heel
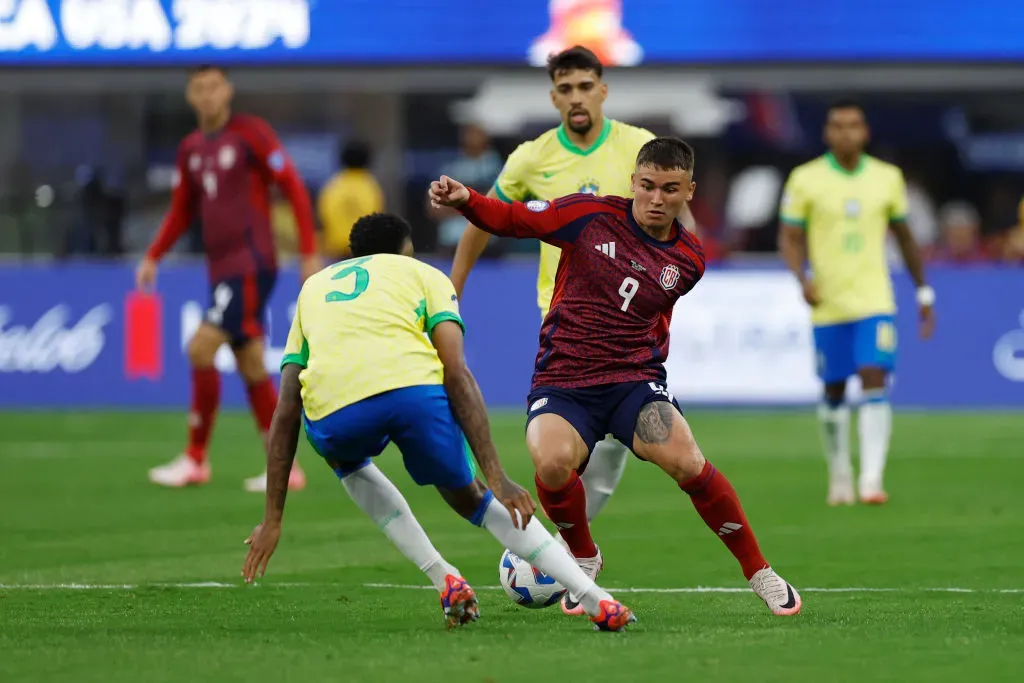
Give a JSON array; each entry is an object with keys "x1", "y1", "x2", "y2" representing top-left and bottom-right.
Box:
[
  {"x1": 590, "y1": 599, "x2": 637, "y2": 632},
  {"x1": 749, "y1": 568, "x2": 802, "y2": 616},
  {"x1": 440, "y1": 575, "x2": 479, "y2": 630},
  {"x1": 557, "y1": 538, "x2": 604, "y2": 616},
  {"x1": 148, "y1": 454, "x2": 211, "y2": 488}
]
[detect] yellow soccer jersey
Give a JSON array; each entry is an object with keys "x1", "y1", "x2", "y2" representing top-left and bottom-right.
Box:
[
  {"x1": 780, "y1": 153, "x2": 908, "y2": 326},
  {"x1": 281, "y1": 254, "x2": 464, "y2": 421},
  {"x1": 494, "y1": 118, "x2": 655, "y2": 316}
]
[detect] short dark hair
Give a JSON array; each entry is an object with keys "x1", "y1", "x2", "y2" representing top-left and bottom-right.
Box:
[
  {"x1": 341, "y1": 141, "x2": 372, "y2": 169},
  {"x1": 635, "y1": 137, "x2": 695, "y2": 173},
  {"x1": 827, "y1": 97, "x2": 865, "y2": 117},
  {"x1": 546, "y1": 45, "x2": 603, "y2": 81},
  {"x1": 349, "y1": 213, "x2": 412, "y2": 257},
  {"x1": 190, "y1": 64, "x2": 227, "y2": 78}
]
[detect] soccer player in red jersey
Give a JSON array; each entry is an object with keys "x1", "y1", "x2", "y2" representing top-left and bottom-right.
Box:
[
  {"x1": 138, "y1": 66, "x2": 322, "y2": 492},
  {"x1": 430, "y1": 137, "x2": 802, "y2": 616}
]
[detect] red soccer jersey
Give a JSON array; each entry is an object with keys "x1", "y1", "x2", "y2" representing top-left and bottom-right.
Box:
[
  {"x1": 146, "y1": 113, "x2": 317, "y2": 280},
  {"x1": 459, "y1": 190, "x2": 706, "y2": 389}
]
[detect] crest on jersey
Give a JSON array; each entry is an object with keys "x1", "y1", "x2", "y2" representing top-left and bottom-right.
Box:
[
  {"x1": 659, "y1": 264, "x2": 681, "y2": 290},
  {"x1": 578, "y1": 179, "x2": 600, "y2": 195},
  {"x1": 189, "y1": 154, "x2": 201, "y2": 172},
  {"x1": 844, "y1": 198, "x2": 861, "y2": 218},
  {"x1": 526, "y1": 200, "x2": 550, "y2": 212},
  {"x1": 219, "y1": 145, "x2": 237, "y2": 170}
]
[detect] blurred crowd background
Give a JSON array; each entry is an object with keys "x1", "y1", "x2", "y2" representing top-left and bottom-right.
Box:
[{"x1": 2, "y1": 1, "x2": 1024, "y2": 268}]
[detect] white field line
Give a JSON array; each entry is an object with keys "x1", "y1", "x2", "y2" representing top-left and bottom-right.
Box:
[{"x1": 0, "y1": 582, "x2": 1020, "y2": 594}]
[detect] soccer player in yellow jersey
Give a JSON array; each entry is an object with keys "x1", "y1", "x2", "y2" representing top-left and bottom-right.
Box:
[
  {"x1": 241, "y1": 213, "x2": 636, "y2": 632},
  {"x1": 450, "y1": 47, "x2": 694, "y2": 579},
  {"x1": 779, "y1": 99, "x2": 935, "y2": 506}
]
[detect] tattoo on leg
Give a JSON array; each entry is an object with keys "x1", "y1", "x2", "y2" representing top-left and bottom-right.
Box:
[{"x1": 635, "y1": 402, "x2": 675, "y2": 445}]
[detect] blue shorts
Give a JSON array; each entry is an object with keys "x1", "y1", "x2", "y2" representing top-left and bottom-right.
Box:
[
  {"x1": 525, "y1": 380, "x2": 682, "y2": 460},
  {"x1": 813, "y1": 314, "x2": 897, "y2": 384},
  {"x1": 206, "y1": 271, "x2": 277, "y2": 348},
  {"x1": 303, "y1": 384, "x2": 476, "y2": 490}
]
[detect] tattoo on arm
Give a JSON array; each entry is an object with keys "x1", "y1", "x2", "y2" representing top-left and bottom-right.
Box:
[
  {"x1": 635, "y1": 401, "x2": 676, "y2": 445},
  {"x1": 444, "y1": 366, "x2": 503, "y2": 482},
  {"x1": 265, "y1": 365, "x2": 302, "y2": 523}
]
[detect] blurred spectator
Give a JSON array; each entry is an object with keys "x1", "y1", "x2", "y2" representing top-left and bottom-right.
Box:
[
  {"x1": 930, "y1": 201, "x2": 989, "y2": 264},
  {"x1": 429, "y1": 124, "x2": 503, "y2": 255},
  {"x1": 64, "y1": 166, "x2": 125, "y2": 257},
  {"x1": 317, "y1": 141, "x2": 385, "y2": 261}
]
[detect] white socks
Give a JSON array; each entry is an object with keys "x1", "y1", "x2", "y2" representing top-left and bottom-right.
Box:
[
  {"x1": 817, "y1": 403, "x2": 852, "y2": 480},
  {"x1": 479, "y1": 497, "x2": 611, "y2": 615},
  {"x1": 341, "y1": 464, "x2": 615, "y2": 615},
  {"x1": 341, "y1": 464, "x2": 459, "y2": 592},
  {"x1": 581, "y1": 436, "x2": 629, "y2": 521},
  {"x1": 858, "y1": 392, "x2": 892, "y2": 493}
]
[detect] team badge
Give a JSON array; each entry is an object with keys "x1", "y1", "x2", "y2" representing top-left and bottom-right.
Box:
[
  {"x1": 659, "y1": 264, "x2": 681, "y2": 290},
  {"x1": 219, "y1": 145, "x2": 237, "y2": 170},
  {"x1": 526, "y1": 200, "x2": 550, "y2": 212},
  {"x1": 844, "y1": 198, "x2": 861, "y2": 218},
  {"x1": 578, "y1": 179, "x2": 600, "y2": 195},
  {"x1": 189, "y1": 153, "x2": 201, "y2": 171}
]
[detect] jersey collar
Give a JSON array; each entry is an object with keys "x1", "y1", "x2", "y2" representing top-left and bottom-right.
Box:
[
  {"x1": 556, "y1": 118, "x2": 613, "y2": 156},
  {"x1": 626, "y1": 200, "x2": 680, "y2": 249},
  {"x1": 825, "y1": 151, "x2": 866, "y2": 176}
]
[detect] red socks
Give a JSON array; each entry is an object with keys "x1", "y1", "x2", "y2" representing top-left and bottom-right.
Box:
[
  {"x1": 680, "y1": 461, "x2": 769, "y2": 580},
  {"x1": 246, "y1": 378, "x2": 278, "y2": 440},
  {"x1": 185, "y1": 367, "x2": 221, "y2": 464},
  {"x1": 535, "y1": 471, "x2": 597, "y2": 558}
]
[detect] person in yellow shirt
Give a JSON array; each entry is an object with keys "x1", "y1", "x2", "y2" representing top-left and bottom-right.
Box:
[
  {"x1": 317, "y1": 141, "x2": 385, "y2": 260},
  {"x1": 241, "y1": 212, "x2": 636, "y2": 632},
  {"x1": 449, "y1": 48, "x2": 694, "y2": 592},
  {"x1": 779, "y1": 99, "x2": 935, "y2": 507}
]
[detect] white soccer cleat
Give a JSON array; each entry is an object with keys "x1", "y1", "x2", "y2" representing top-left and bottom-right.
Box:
[
  {"x1": 556, "y1": 534, "x2": 604, "y2": 616},
  {"x1": 827, "y1": 475, "x2": 855, "y2": 506},
  {"x1": 243, "y1": 465, "x2": 307, "y2": 493},
  {"x1": 858, "y1": 476, "x2": 888, "y2": 505},
  {"x1": 749, "y1": 567, "x2": 802, "y2": 616},
  {"x1": 148, "y1": 454, "x2": 210, "y2": 488}
]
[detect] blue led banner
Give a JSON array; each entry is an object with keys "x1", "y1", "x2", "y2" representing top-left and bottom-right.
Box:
[{"x1": 1, "y1": 0, "x2": 1022, "y2": 66}]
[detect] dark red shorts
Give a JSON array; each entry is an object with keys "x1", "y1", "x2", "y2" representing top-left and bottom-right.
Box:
[{"x1": 205, "y1": 270, "x2": 277, "y2": 347}]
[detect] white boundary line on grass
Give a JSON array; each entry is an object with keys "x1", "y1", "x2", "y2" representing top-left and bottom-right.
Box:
[{"x1": 0, "y1": 582, "x2": 1021, "y2": 594}]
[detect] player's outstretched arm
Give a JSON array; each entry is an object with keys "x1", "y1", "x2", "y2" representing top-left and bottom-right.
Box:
[
  {"x1": 449, "y1": 186, "x2": 501, "y2": 298},
  {"x1": 778, "y1": 223, "x2": 819, "y2": 306},
  {"x1": 242, "y1": 364, "x2": 302, "y2": 583},
  {"x1": 430, "y1": 176, "x2": 582, "y2": 245},
  {"x1": 431, "y1": 320, "x2": 535, "y2": 528},
  {"x1": 890, "y1": 219, "x2": 935, "y2": 339},
  {"x1": 137, "y1": 147, "x2": 196, "y2": 291}
]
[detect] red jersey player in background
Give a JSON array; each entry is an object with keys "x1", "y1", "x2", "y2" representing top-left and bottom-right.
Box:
[
  {"x1": 138, "y1": 66, "x2": 322, "y2": 493},
  {"x1": 429, "y1": 137, "x2": 802, "y2": 617}
]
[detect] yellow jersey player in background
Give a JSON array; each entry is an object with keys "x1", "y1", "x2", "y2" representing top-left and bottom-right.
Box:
[
  {"x1": 242, "y1": 212, "x2": 636, "y2": 633},
  {"x1": 779, "y1": 99, "x2": 935, "y2": 507},
  {"x1": 450, "y1": 47, "x2": 694, "y2": 590}
]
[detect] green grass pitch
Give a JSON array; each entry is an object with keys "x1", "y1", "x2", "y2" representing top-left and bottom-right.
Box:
[{"x1": 1, "y1": 410, "x2": 1022, "y2": 682}]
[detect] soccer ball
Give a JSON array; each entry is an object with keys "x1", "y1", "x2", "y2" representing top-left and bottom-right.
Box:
[{"x1": 498, "y1": 548, "x2": 567, "y2": 609}]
